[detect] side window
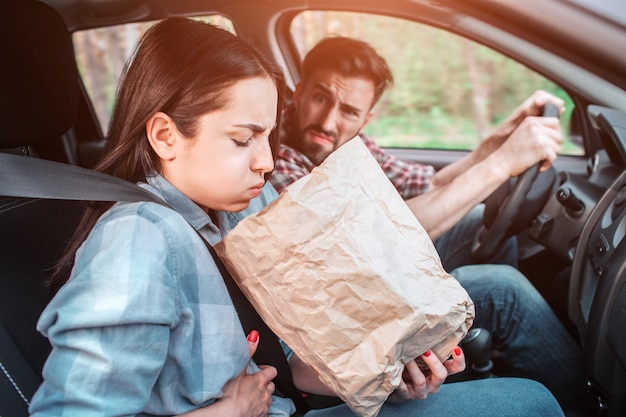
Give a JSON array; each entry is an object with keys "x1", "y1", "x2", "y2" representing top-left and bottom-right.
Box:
[
  {"x1": 290, "y1": 11, "x2": 582, "y2": 155},
  {"x1": 73, "y1": 16, "x2": 236, "y2": 135}
]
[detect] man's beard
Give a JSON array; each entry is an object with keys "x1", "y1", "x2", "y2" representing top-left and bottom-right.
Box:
[
  {"x1": 300, "y1": 140, "x2": 328, "y2": 166},
  {"x1": 288, "y1": 106, "x2": 338, "y2": 166},
  {"x1": 298, "y1": 125, "x2": 338, "y2": 166}
]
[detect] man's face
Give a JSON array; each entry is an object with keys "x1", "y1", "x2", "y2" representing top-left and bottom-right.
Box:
[{"x1": 292, "y1": 68, "x2": 376, "y2": 165}]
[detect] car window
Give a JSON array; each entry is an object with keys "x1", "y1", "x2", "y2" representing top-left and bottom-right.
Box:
[
  {"x1": 290, "y1": 11, "x2": 582, "y2": 155},
  {"x1": 73, "y1": 15, "x2": 236, "y2": 135}
]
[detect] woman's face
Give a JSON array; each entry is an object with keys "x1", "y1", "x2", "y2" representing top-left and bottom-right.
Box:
[{"x1": 162, "y1": 76, "x2": 278, "y2": 212}]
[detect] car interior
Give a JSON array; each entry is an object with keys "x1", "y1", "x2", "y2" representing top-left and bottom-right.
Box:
[
  {"x1": 0, "y1": 2, "x2": 86, "y2": 415},
  {"x1": 1, "y1": 0, "x2": 626, "y2": 416}
]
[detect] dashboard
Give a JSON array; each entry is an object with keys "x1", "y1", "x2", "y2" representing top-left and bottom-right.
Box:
[{"x1": 539, "y1": 105, "x2": 626, "y2": 411}]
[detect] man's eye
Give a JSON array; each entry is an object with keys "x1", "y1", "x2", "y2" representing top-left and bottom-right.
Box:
[
  {"x1": 341, "y1": 109, "x2": 359, "y2": 119},
  {"x1": 313, "y1": 94, "x2": 327, "y2": 103},
  {"x1": 233, "y1": 138, "x2": 253, "y2": 147}
]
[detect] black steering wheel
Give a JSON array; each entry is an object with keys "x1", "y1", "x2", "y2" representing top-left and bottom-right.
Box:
[{"x1": 470, "y1": 103, "x2": 561, "y2": 262}]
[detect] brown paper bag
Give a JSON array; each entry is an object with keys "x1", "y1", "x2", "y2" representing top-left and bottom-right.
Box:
[{"x1": 215, "y1": 137, "x2": 474, "y2": 417}]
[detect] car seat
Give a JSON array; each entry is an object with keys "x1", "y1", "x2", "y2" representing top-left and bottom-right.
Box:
[{"x1": 0, "y1": 1, "x2": 85, "y2": 416}]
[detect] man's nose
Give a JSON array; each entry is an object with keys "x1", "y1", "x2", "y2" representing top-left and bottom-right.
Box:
[{"x1": 319, "y1": 105, "x2": 340, "y2": 133}]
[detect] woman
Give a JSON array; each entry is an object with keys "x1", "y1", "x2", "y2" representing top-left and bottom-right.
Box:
[{"x1": 29, "y1": 17, "x2": 564, "y2": 417}]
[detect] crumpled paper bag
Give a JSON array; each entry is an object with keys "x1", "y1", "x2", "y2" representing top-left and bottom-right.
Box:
[{"x1": 215, "y1": 137, "x2": 474, "y2": 417}]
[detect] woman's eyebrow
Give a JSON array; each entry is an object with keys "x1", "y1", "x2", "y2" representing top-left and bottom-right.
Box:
[{"x1": 235, "y1": 122, "x2": 276, "y2": 133}]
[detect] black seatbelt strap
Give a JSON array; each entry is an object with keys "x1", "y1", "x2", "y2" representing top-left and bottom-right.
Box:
[
  {"x1": 0, "y1": 152, "x2": 165, "y2": 204},
  {"x1": 0, "y1": 152, "x2": 310, "y2": 414},
  {"x1": 205, "y1": 242, "x2": 309, "y2": 413}
]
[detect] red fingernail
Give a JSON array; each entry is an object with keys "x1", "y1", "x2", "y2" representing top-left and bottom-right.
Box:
[
  {"x1": 247, "y1": 330, "x2": 259, "y2": 343},
  {"x1": 423, "y1": 350, "x2": 431, "y2": 357},
  {"x1": 454, "y1": 347, "x2": 462, "y2": 356}
]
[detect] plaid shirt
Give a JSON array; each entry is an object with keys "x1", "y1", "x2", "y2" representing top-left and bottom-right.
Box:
[
  {"x1": 30, "y1": 175, "x2": 294, "y2": 417},
  {"x1": 271, "y1": 104, "x2": 435, "y2": 199}
]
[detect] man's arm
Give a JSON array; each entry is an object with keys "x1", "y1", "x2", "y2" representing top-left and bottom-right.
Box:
[
  {"x1": 409, "y1": 114, "x2": 563, "y2": 240},
  {"x1": 406, "y1": 153, "x2": 509, "y2": 240},
  {"x1": 427, "y1": 90, "x2": 565, "y2": 192}
]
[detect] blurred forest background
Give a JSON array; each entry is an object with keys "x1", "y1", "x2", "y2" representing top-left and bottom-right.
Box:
[
  {"x1": 73, "y1": 11, "x2": 580, "y2": 154},
  {"x1": 291, "y1": 11, "x2": 577, "y2": 153}
]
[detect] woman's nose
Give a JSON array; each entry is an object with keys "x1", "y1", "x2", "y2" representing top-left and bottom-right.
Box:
[{"x1": 252, "y1": 138, "x2": 274, "y2": 174}]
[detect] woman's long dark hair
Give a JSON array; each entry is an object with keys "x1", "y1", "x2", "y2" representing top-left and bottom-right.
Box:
[{"x1": 50, "y1": 17, "x2": 286, "y2": 295}]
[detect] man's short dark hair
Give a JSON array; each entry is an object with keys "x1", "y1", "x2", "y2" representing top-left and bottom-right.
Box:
[{"x1": 301, "y1": 36, "x2": 393, "y2": 106}]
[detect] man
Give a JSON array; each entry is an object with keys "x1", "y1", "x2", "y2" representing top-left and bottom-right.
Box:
[
  {"x1": 267, "y1": 36, "x2": 588, "y2": 413},
  {"x1": 270, "y1": 36, "x2": 564, "y2": 272}
]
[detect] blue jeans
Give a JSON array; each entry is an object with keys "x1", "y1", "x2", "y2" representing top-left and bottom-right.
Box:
[
  {"x1": 434, "y1": 204, "x2": 518, "y2": 271},
  {"x1": 304, "y1": 266, "x2": 581, "y2": 417},
  {"x1": 304, "y1": 377, "x2": 564, "y2": 416},
  {"x1": 450, "y1": 264, "x2": 586, "y2": 411},
  {"x1": 434, "y1": 205, "x2": 586, "y2": 408}
]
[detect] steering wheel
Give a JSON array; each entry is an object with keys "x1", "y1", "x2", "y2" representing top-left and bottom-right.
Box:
[{"x1": 470, "y1": 103, "x2": 560, "y2": 262}]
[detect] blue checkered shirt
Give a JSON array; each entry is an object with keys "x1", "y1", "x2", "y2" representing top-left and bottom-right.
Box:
[{"x1": 29, "y1": 174, "x2": 295, "y2": 417}]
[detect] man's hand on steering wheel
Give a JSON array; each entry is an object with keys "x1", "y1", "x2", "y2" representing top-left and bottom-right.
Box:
[
  {"x1": 471, "y1": 103, "x2": 563, "y2": 261},
  {"x1": 477, "y1": 90, "x2": 565, "y2": 159}
]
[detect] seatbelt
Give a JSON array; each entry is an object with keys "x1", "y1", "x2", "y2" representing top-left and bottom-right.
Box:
[
  {"x1": 208, "y1": 242, "x2": 309, "y2": 413},
  {"x1": 0, "y1": 152, "x2": 165, "y2": 204},
  {"x1": 0, "y1": 152, "x2": 310, "y2": 414}
]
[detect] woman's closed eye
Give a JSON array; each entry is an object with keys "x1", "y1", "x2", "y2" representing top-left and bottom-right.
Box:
[{"x1": 232, "y1": 137, "x2": 253, "y2": 148}]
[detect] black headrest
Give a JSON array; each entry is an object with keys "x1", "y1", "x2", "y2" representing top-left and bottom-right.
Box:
[{"x1": 0, "y1": 1, "x2": 79, "y2": 149}]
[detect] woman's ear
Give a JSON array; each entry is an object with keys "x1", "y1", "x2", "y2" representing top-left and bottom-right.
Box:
[{"x1": 146, "y1": 112, "x2": 178, "y2": 161}]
